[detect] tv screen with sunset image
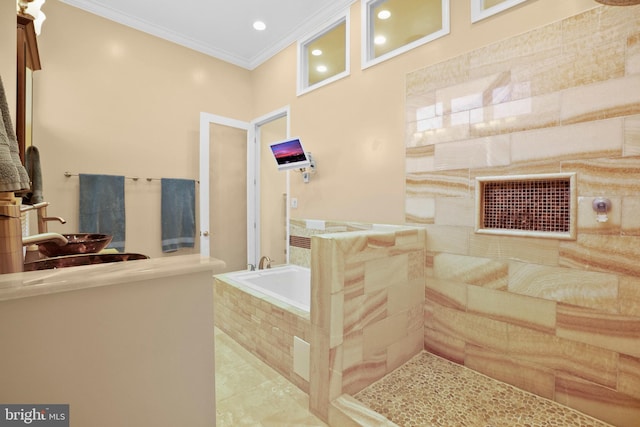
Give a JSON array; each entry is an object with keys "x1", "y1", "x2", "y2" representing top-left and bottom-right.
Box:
[{"x1": 269, "y1": 138, "x2": 311, "y2": 171}]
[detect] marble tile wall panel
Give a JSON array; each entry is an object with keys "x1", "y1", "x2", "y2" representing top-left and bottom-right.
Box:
[
  {"x1": 507, "y1": 323, "x2": 618, "y2": 389},
  {"x1": 559, "y1": 234, "x2": 640, "y2": 277},
  {"x1": 510, "y1": 118, "x2": 623, "y2": 164},
  {"x1": 623, "y1": 115, "x2": 640, "y2": 156},
  {"x1": 434, "y1": 72, "x2": 512, "y2": 116},
  {"x1": 628, "y1": 32, "x2": 640, "y2": 75},
  {"x1": 406, "y1": 145, "x2": 434, "y2": 173},
  {"x1": 434, "y1": 135, "x2": 510, "y2": 171},
  {"x1": 428, "y1": 304, "x2": 510, "y2": 354},
  {"x1": 577, "y1": 196, "x2": 621, "y2": 235},
  {"x1": 405, "y1": 54, "x2": 470, "y2": 97},
  {"x1": 619, "y1": 275, "x2": 640, "y2": 317},
  {"x1": 556, "y1": 303, "x2": 640, "y2": 358},
  {"x1": 555, "y1": 373, "x2": 640, "y2": 427},
  {"x1": 561, "y1": 75, "x2": 640, "y2": 124},
  {"x1": 468, "y1": 233, "x2": 560, "y2": 266},
  {"x1": 434, "y1": 196, "x2": 475, "y2": 227},
  {"x1": 469, "y1": 92, "x2": 562, "y2": 138},
  {"x1": 468, "y1": 22, "x2": 563, "y2": 79},
  {"x1": 405, "y1": 111, "x2": 473, "y2": 146},
  {"x1": 467, "y1": 286, "x2": 556, "y2": 334},
  {"x1": 618, "y1": 354, "x2": 640, "y2": 400},
  {"x1": 508, "y1": 262, "x2": 619, "y2": 313},
  {"x1": 405, "y1": 6, "x2": 640, "y2": 425},
  {"x1": 433, "y1": 253, "x2": 508, "y2": 290},
  {"x1": 405, "y1": 195, "x2": 435, "y2": 224},
  {"x1": 423, "y1": 225, "x2": 470, "y2": 255},
  {"x1": 406, "y1": 169, "x2": 470, "y2": 198},
  {"x1": 464, "y1": 343, "x2": 556, "y2": 400},
  {"x1": 423, "y1": 325, "x2": 465, "y2": 364},
  {"x1": 425, "y1": 277, "x2": 467, "y2": 311},
  {"x1": 561, "y1": 156, "x2": 640, "y2": 196},
  {"x1": 621, "y1": 202, "x2": 640, "y2": 237}
]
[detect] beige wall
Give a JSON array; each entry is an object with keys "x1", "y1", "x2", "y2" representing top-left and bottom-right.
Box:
[
  {"x1": 32, "y1": 1, "x2": 252, "y2": 258},
  {"x1": 4, "y1": 0, "x2": 598, "y2": 258},
  {"x1": 252, "y1": 0, "x2": 598, "y2": 224}
]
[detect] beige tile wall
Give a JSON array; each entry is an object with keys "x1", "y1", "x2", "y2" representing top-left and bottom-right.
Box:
[
  {"x1": 307, "y1": 225, "x2": 427, "y2": 421},
  {"x1": 407, "y1": 6, "x2": 640, "y2": 427},
  {"x1": 213, "y1": 277, "x2": 311, "y2": 393}
]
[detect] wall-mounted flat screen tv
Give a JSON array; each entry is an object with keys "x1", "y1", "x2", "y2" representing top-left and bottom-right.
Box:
[{"x1": 268, "y1": 137, "x2": 311, "y2": 171}]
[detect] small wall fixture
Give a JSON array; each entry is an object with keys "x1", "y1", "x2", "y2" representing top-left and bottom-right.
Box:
[
  {"x1": 592, "y1": 197, "x2": 612, "y2": 223},
  {"x1": 300, "y1": 152, "x2": 316, "y2": 184}
]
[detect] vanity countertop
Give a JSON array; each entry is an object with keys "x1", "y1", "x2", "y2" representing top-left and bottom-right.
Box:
[{"x1": 0, "y1": 254, "x2": 225, "y2": 302}]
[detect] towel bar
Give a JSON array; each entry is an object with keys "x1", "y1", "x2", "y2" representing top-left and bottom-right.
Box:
[{"x1": 64, "y1": 172, "x2": 199, "y2": 184}]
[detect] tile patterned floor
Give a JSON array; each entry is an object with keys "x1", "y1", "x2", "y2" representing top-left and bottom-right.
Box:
[
  {"x1": 214, "y1": 328, "x2": 328, "y2": 426},
  {"x1": 354, "y1": 352, "x2": 613, "y2": 427}
]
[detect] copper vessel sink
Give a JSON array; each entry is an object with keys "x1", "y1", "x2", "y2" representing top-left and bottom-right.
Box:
[
  {"x1": 24, "y1": 253, "x2": 149, "y2": 271},
  {"x1": 37, "y1": 233, "x2": 113, "y2": 257}
]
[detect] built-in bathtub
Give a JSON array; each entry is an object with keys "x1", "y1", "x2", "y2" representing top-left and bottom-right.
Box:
[
  {"x1": 221, "y1": 264, "x2": 310, "y2": 312},
  {"x1": 214, "y1": 264, "x2": 312, "y2": 392}
]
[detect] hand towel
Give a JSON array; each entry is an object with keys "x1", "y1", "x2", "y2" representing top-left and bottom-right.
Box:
[
  {"x1": 79, "y1": 174, "x2": 126, "y2": 252},
  {"x1": 23, "y1": 145, "x2": 43, "y2": 204},
  {"x1": 161, "y1": 178, "x2": 196, "y2": 253},
  {"x1": 0, "y1": 75, "x2": 30, "y2": 192}
]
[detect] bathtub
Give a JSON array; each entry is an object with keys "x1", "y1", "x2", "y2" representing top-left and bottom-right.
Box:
[{"x1": 221, "y1": 264, "x2": 310, "y2": 312}]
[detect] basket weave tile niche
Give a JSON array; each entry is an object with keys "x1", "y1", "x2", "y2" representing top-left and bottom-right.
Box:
[{"x1": 475, "y1": 173, "x2": 577, "y2": 240}]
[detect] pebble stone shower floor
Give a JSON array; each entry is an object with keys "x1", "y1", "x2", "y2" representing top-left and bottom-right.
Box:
[{"x1": 354, "y1": 352, "x2": 613, "y2": 427}]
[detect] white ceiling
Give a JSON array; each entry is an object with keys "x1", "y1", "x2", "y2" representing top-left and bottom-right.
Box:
[{"x1": 59, "y1": 0, "x2": 356, "y2": 70}]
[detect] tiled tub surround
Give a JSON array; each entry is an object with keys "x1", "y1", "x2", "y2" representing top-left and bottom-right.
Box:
[
  {"x1": 289, "y1": 219, "x2": 407, "y2": 268},
  {"x1": 405, "y1": 5, "x2": 640, "y2": 427},
  {"x1": 214, "y1": 272, "x2": 312, "y2": 393},
  {"x1": 308, "y1": 225, "x2": 427, "y2": 422}
]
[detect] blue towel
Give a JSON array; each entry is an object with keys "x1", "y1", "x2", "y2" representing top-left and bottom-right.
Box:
[
  {"x1": 79, "y1": 174, "x2": 126, "y2": 252},
  {"x1": 161, "y1": 178, "x2": 196, "y2": 253}
]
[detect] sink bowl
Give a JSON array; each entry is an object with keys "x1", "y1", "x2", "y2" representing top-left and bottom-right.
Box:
[
  {"x1": 37, "y1": 233, "x2": 113, "y2": 257},
  {"x1": 24, "y1": 253, "x2": 149, "y2": 271}
]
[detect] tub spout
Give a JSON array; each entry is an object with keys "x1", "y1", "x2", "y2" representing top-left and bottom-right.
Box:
[{"x1": 258, "y1": 256, "x2": 271, "y2": 270}]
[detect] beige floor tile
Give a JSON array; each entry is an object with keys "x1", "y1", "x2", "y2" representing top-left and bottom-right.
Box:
[{"x1": 215, "y1": 327, "x2": 328, "y2": 426}]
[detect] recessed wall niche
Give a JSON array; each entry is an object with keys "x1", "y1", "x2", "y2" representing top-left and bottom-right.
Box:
[{"x1": 475, "y1": 173, "x2": 577, "y2": 240}]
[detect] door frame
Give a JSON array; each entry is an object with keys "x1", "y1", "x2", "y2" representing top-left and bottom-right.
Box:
[
  {"x1": 248, "y1": 106, "x2": 291, "y2": 267},
  {"x1": 198, "y1": 107, "x2": 290, "y2": 266}
]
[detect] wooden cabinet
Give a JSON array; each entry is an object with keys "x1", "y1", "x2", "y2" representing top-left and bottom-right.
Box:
[{"x1": 16, "y1": 13, "x2": 40, "y2": 165}]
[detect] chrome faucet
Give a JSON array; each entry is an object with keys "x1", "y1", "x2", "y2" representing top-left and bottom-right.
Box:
[{"x1": 258, "y1": 256, "x2": 271, "y2": 270}]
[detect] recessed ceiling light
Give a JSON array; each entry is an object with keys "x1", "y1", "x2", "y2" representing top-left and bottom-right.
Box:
[
  {"x1": 311, "y1": 49, "x2": 323, "y2": 56},
  {"x1": 377, "y1": 10, "x2": 391, "y2": 20},
  {"x1": 253, "y1": 20, "x2": 266, "y2": 31},
  {"x1": 316, "y1": 65, "x2": 328, "y2": 73},
  {"x1": 374, "y1": 35, "x2": 386, "y2": 45}
]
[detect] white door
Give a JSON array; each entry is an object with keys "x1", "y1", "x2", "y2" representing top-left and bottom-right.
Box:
[{"x1": 199, "y1": 108, "x2": 290, "y2": 270}]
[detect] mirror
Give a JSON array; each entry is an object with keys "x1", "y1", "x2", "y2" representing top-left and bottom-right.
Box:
[{"x1": 16, "y1": 12, "x2": 40, "y2": 165}]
